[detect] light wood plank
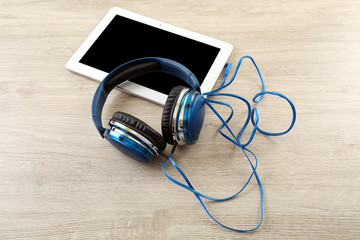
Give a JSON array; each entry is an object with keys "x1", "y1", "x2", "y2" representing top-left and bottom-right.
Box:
[{"x1": 1, "y1": 0, "x2": 359, "y2": 239}]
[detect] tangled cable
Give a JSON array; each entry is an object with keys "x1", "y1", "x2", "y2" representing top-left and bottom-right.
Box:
[{"x1": 161, "y1": 56, "x2": 296, "y2": 231}]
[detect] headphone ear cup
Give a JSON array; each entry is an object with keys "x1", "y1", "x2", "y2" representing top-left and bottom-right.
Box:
[
  {"x1": 161, "y1": 86, "x2": 187, "y2": 145},
  {"x1": 111, "y1": 112, "x2": 167, "y2": 152}
]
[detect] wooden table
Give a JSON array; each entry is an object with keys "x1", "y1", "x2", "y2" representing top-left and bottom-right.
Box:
[{"x1": 1, "y1": 1, "x2": 359, "y2": 239}]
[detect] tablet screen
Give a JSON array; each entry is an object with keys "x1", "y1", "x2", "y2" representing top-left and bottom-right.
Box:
[{"x1": 79, "y1": 15, "x2": 220, "y2": 95}]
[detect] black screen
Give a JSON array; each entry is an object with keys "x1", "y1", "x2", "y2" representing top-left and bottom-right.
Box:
[{"x1": 80, "y1": 15, "x2": 220, "y2": 95}]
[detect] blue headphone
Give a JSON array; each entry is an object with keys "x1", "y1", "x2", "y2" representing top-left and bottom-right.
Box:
[{"x1": 92, "y1": 57, "x2": 206, "y2": 162}]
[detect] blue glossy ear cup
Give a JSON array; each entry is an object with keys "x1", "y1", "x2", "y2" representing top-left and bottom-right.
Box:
[
  {"x1": 162, "y1": 86, "x2": 205, "y2": 145},
  {"x1": 182, "y1": 90, "x2": 205, "y2": 144},
  {"x1": 106, "y1": 112, "x2": 167, "y2": 162},
  {"x1": 105, "y1": 127, "x2": 155, "y2": 162}
]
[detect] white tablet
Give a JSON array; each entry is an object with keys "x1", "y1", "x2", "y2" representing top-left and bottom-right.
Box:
[{"x1": 66, "y1": 7, "x2": 233, "y2": 105}]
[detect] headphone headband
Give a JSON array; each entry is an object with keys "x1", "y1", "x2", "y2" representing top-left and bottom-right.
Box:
[{"x1": 92, "y1": 57, "x2": 201, "y2": 137}]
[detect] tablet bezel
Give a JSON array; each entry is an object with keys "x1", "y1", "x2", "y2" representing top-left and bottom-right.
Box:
[{"x1": 66, "y1": 7, "x2": 233, "y2": 105}]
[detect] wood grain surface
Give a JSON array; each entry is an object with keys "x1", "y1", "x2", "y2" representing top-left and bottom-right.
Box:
[{"x1": 1, "y1": 0, "x2": 359, "y2": 239}]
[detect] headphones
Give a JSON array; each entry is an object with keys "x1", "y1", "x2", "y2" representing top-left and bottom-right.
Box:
[
  {"x1": 92, "y1": 57, "x2": 206, "y2": 162},
  {"x1": 91, "y1": 56, "x2": 296, "y2": 231}
]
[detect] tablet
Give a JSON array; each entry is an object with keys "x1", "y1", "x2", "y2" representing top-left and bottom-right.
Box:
[{"x1": 66, "y1": 7, "x2": 233, "y2": 105}]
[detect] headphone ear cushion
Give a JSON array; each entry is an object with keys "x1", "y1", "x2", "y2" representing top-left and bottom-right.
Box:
[
  {"x1": 161, "y1": 86, "x2": 187, "y2": 145},
  {"x1": 111, "y1": 112, "x2": 166, "y2": 152}
]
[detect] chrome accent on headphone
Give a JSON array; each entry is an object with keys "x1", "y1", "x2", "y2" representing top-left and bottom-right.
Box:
[
  {"x1": 109, "y1": 120, "x2": 159, "y2": 155},
  {"x1": 177, "y1": 91, "x2": 196, "y2": 144},
  {"x1": 171, "y1": 88, "x2": 190, "y2": 145},
  {"x1": 110, "y1": 127, "x2": 157, "y2": 157},
  {"x1": 177, "y1": 95, "x2": 187, "y2": 144}
]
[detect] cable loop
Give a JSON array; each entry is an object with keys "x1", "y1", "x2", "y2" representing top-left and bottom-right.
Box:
[{"x1": 162, "y1": 56, "x2": 296, "y2": 232}]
